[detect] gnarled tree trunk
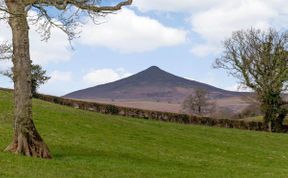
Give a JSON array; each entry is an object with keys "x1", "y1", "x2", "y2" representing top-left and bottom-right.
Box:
[
  {"x1": 261, "y1": 93, "x2": 284, "y2": 132},
  {"x1": 4, "y1": 0, "x2": 51, "y2": 159}
]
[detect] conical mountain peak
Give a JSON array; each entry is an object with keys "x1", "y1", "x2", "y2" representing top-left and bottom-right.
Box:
[
  {"x1": 142, "y1": 66, "x2": 164, "y2": 74},
  {"x1": 65, "y1": 66, "x2": 240, "y2": 101},
  {"x1": 147, "y1": 66, "x2": 161, "y2": 71}
]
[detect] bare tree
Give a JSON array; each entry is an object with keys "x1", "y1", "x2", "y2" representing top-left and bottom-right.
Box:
[
  {"x1": 182, "y1": 88, "x2": 215, "y2": 116},
  {"x1": 0, "y1": 0, "x2": 132, "y2": 158},
  {"x1": 214, "y1": 28, "x2": 288, "y2": 132}
]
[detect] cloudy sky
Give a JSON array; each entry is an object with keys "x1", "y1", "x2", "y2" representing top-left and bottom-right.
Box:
[{"x1": 1, "y1": 0, "x2": 288, "y2": 96}]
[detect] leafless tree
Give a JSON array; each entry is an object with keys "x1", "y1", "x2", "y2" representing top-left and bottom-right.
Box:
[
  {"x1": 0, "y1": 0, "x2": 132, "y2": 159},
  {"x1": 214, "y1": 28, "x2": 288, "y2": 132},
  {"x1": 182, "y1": 88, "x2": 215, "y2": 116}
]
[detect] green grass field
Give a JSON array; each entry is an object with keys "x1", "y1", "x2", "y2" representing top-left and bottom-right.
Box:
[{"x1": 1, "y1": 90, "x2": 288, "y2": 177}]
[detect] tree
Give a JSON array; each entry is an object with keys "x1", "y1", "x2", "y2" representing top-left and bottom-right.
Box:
[
  {"x1": 2, "y1": 63, "x2": 50, "y2": 96},
  {"x1": 0, "y1": 0, "x2": 132, "y2": 158},
  {"x1": 214, "y1": 29, "x2": 288, "y2": 132},
  {"x1": 181, "y1": 88, "x2": 215, "y2": 116}
]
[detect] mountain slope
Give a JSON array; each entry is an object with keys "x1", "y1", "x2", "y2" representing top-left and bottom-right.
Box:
[
  {"x1": 65, "y1": 66, "x2": 244, "y2": 101},
  {"x1": 1, "y1": 90, "x2": 288, "y2": 177}
]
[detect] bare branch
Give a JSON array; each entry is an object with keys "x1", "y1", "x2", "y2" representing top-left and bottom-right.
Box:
[
  {"x1": 0, "y1": 42, "x2": 12, "y2": 60},
  {"x1": 215, "y1": 28, "x2": 288, "y2": 131},
  {"x1": 30, "y1": 4, "x2": 79, "y2": 41},
  {"x1": 34, "y1": 0, "x2": 132, "y2": 12},
  {"x1": 0, "y1": 1, "x2": 9, "y2": 20},
  {"x1": 26, "y1": 0, "x2": 132, "y2": 42}
]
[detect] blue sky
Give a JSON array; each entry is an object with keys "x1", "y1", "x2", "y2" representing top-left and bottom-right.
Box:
[{"x1": 1, "y1": 0, "x2": 288, "y2": 96}]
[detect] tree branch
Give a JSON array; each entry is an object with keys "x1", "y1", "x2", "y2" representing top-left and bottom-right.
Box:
[
  {"x1": 31, "y1": 4, "x2": 78, "y2": 41},
  {"x1": 26, "y1": 0, "x2": 132, "y2": 41},
  {"x1": 34, "y1": 0, "x2": 132, "y2": 12},
  {"x1": 0, "y1": 42, "x2": 12, "y2": 60}
]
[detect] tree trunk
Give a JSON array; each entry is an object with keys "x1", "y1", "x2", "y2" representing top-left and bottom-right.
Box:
[
  {"x1": 262, "y1": 94, "x2": 284, "y2": 132},
  {"x1": 274, "y1": 107, "x2": 287, "y2": 132},
  {"x1": 198, "y1": 106, "x2": 201, "y2": 115},
  {"x1": 263, "y1": 109, "x2": 274, "y2": 132},
  {"x1": 4, "y1": 0, "x2": 51, "y2": 159}
]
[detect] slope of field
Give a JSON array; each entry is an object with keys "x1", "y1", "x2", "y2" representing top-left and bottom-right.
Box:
[{"x1": 1, "y1": 90, "x2": 288, "y2": 177}]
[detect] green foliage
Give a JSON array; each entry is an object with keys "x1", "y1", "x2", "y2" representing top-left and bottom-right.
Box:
[
  {"x1": 30, "y1": 64, "x2": 51, "y2": 96},
  {"x1": 105, "y1": 104, "x2": 120, "y2": 115},
  {"x1": 1, "y1": 64, "x2": 50, "y2": 96},
  {"x1": 215, "y1": 28, "x2": 288, "y2": 132},
  {"x1": 2, "y1": 90, "x2": 288, "y2": 177}
]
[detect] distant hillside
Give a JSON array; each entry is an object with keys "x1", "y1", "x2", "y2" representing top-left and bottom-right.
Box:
[{"x1": 65, "y1": 66, "x2": 245, "y2": 102}]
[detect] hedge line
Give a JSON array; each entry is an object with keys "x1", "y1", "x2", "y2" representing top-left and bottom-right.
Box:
[
  {"x1": 33, "y1": 93, "x2": 278, "y2": 132},
  {"x1": 1, "y1": 88, "x2": 284, "y2": 132}
]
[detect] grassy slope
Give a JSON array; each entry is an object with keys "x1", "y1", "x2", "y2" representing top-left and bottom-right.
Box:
[{"x1": 1, "y1": 90, "x2": 288, "y2": 177}]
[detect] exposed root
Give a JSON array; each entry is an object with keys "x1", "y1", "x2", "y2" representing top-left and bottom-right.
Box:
[{"x1": 4, "y1": 133, "x2": 51, "y2": 159}]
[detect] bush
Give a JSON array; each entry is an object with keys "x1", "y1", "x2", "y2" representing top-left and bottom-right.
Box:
[{"x1": 105, "y1": 105, "x2": 119, "y2": 115}]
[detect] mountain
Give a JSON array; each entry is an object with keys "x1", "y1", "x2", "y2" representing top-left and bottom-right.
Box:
[{"x1": 64, "y1": 66, "x2": 244, "y2": 102}]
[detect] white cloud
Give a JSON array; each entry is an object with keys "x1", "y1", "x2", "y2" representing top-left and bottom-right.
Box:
[
  {"x1": 134, "y1": 0, "x2": 288, "y2": 14},
  {"x1": 191, "y1": 1, "x2": 275, "y2": 40},
  {"x1": 79, "y1": 9, "x2": 187, "y2": 53},
  {"x1": 38, "y1": 70, "x2": 73, "y2": 96},
  {"x1": 83, "y1": 68, "x2": 132, "y2": 86},
  {"x1": 190, "y1": 0, "x2": 288, "y2": 56},
  {"x1": 0, "y1": 60, "x2": 12, "y2": 71},
  {"x1": 0, "y1": 11, "x2": 72, "y2": 65},
  {"x1": 134, "y1": 0, "x2": 219, "y2": 12},
  {"x1": 133, "y1": 0, "x2": 288, "y2": 56},
  {"x1": 190, "y1": 44, "x2": 222, "y2": 58},
  {"x1": 49, "y1": 71, "x2": 72, "y2": 83}
]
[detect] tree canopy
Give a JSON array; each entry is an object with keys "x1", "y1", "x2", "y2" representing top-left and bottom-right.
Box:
[{"x1": 215, "y1": 28, "x2": 288, "y2": 132}]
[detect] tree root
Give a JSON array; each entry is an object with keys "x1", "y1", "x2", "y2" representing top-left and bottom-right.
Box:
[{"x1": 4, "y1": 133, "x2": 51, "y2": 159}]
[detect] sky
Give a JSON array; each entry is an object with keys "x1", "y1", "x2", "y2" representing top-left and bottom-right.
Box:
[{"x1": 0, "y1": 0, "x2": 288, "y2": 96}]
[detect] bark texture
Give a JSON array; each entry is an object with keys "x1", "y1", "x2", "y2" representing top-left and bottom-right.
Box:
[
  {"x1": 4, "y1": 0, "x2": 51, "y2": 159},
  {"x1": 261, "y1": 92, "x2": 285, "y2": 132}
]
